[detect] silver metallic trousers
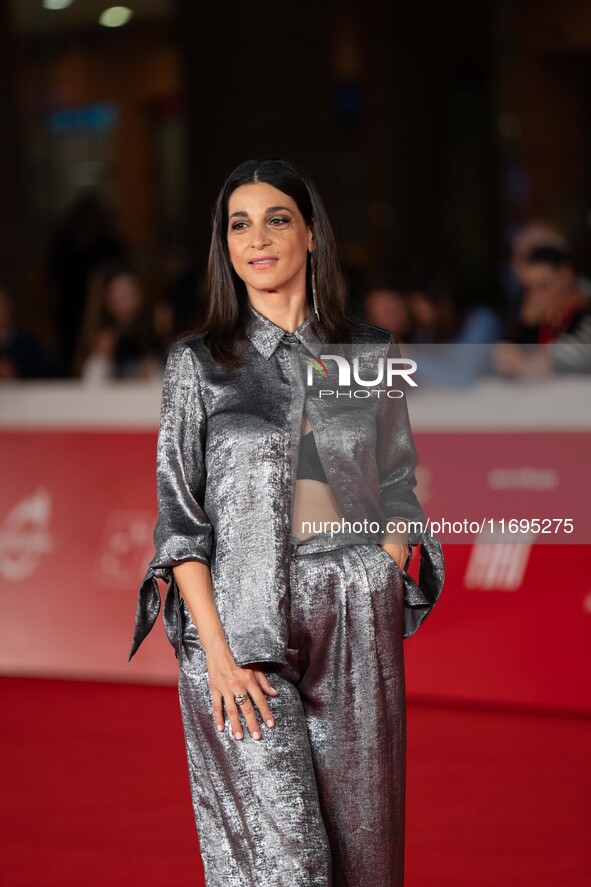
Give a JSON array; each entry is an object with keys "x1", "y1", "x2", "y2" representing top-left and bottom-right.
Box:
[{"x1": 177, "y1": 531, "x2": 406, "y2": 886}]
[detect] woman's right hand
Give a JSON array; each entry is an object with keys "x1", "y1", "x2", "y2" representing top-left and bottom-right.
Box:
[
  {"x1": 172, "y1": 561, "x2": 278, "y2": 741},
  {"x1": 205, "y1": 645, "x2": 278, "y2": 740}
]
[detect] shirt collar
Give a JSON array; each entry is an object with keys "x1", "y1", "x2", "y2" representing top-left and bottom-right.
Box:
[{"x1": 246, "y1": 301, "x2": 330, "y2": 359}]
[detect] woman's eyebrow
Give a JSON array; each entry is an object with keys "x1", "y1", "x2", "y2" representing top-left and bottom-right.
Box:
[{"x1": 229, "y1": 205, "x2": 293, "y2": 218}]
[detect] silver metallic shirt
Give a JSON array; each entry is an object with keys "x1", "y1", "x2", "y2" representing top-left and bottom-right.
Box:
[{"x1": 128, "y1": 302, "x2": 444, "y2": 667}]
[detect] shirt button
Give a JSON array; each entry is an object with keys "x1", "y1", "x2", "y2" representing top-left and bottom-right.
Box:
[{"x1": 329, "y1": 467, "x2": 336, "y2": 475}]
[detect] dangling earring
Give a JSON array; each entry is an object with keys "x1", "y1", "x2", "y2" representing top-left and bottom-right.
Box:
[{"x1": 311, "y1": 255, "x2": 320, "y2": 321}]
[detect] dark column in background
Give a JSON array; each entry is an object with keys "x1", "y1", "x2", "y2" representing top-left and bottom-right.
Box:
[
  {"x1": 174, "y1": 0, "x2": 497, "y2": 310},
  {"x1": 500, "y1": 0, "x2": 591, "y2": 273},
  {"x1": 0, "y1": 0, "x2": 27, "y2": 315},
  {"x1": 361, "y1": 1, "x2": 497, "y2": 299},
  {"x1": 174, "y1": 0, "x2": 336, "y2": 301}
]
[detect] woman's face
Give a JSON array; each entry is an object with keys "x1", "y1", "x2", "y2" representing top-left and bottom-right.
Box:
[
  {"x1": 226, "y1": 182, "x2": 313, "y2": 300},
  {"x1": 104, "y1": 273, "x2": 142, "y2": 324}
]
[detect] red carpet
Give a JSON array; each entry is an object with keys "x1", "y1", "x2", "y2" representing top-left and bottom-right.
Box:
[{"x1": 2, "y1": 676, "x2": 590, "y2": 887}]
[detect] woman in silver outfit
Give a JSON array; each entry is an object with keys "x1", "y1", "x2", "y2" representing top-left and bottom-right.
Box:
[{"x1": 129, "y1": 158, "x2": 444, "y2": 886}]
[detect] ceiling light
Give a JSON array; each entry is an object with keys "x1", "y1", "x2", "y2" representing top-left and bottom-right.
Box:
[
  {"x1": 42, "y1": 0, "x2": 75, "y2": 9},
  {"x1": 99, "y1": 6, "x2": 133, "y2": 28}
]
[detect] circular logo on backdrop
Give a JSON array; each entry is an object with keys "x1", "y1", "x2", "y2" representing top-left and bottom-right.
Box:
[{"x1": 0, "y1": 488, "x2": 54, "y2": 581}]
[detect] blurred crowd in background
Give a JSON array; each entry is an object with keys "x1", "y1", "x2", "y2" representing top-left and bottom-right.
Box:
[
  {"x1": 2, "y1": 1, "x2": 591, "y2": 388},
  {"x1": 362, "y1": 221, "x2": 591, "y2": 385},
  {"x1": 1, "y1": 194, "x2": 589, "y2": 385},
  {"x1": 0, "y1": 190, "x2": 189, "y2": 383}
]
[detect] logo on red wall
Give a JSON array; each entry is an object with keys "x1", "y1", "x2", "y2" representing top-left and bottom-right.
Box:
[
  {"x1": 0, "y1": 488, "x2": 54, "y2": 581},
  {"x1": 92, "y1": 510, "x2": 154, "y2": 588},
  {"x1": 464, "y1": 539, "x2": 534, "y2": 590}
]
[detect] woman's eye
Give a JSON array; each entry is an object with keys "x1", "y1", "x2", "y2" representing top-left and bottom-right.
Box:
[
  {"x1": 269, "y1": 216, "x2": 289, "y2": 226},
  {"x1": 230, "y1": 221, "x2": 247, "y2": 231}
]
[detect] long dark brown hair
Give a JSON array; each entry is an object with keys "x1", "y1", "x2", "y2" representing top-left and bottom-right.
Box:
[{"x1": 202, "y1": 158, "x2": 353, "y2": 368}]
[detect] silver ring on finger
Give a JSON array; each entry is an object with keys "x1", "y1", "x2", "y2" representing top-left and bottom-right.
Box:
[{"x1": 234, "y1": 693, "x2": 248, "y2": 706}]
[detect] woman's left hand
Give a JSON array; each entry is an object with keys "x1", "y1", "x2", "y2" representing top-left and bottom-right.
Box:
[{"x1": 380, "y1": 542, "x2": 408, "y2": 571}]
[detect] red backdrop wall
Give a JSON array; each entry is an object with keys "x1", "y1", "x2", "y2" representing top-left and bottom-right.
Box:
[{"x1": 1, "y1": 380, "x2": 589, "y2": 714}]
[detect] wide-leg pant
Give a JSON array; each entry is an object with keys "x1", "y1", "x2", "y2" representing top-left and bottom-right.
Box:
[{"x1": 176, "y1": 531, "x2": 407, "y2": 887}]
